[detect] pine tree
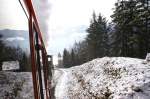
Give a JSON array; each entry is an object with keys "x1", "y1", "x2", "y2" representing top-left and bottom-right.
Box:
[
  {"x1": 111, "y1": 0, "x2": 150, "y2": 58},
  {"x1": 136, "y1": 0, "x2": 150, "y2": 58},
  {"x1": 70, "y1": 49, "x2": 76, "y2": 66},
  {"x1": 0, "y1": 35, "x2": 5, "y2": 70},
  {"x1": 58, "y1": 53, "x2": 63, "y2": 68},
  {"x1": 86, "y1": 12, "x2": 109, "y2": 59},
  {"x1": 111, "y1": 0, "x2": 128, "y2": 56},
  {"x1": 63, "y1": 49, "x2": 71, "y2": 68},
  {"x1": 75, "y1": 41, "x2": 89, "y2": 65}
]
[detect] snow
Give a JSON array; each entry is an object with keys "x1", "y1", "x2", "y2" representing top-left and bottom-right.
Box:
[
  {"x1": 53, "y1": 57, "x2": 150, "y2": 99},
  {"x1": 0, "y1": 71, "x2": 33, "y2": 99},
  {"x1": 2, "y1": 61, "x2": 19, "y2": 71},
  {"x1": 1, "y1": 57, "x2": 150, "y2": 99},
  {"x1": 0, "y1": 70, "x2": 48, "y2": 99},
  {"x1": 54, "y1": 69, "x2": 69, "y2": 98},
  {"x1": 146, "y1": 53, "x2": 150, "y2": 62}
]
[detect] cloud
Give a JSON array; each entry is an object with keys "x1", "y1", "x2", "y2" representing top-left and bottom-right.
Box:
[
  {"x1": 47, "y1": 25, "x2": 87, "y2": 56},
  {"x1": 47, "y1": 0, "x2": 117, "y2": 55},
  {"x1": 0, "y1": 0, "x2": 28, "y2": 30},
  {"x1": 41, "y1": 0, "x2": 118, "y2": 65},
  {"x1": 6, "y1": 37, "x2": 25, "y2": 42}
]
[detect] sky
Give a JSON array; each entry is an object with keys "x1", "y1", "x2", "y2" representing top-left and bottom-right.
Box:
[
  {"x1": 0, "y1": 0, "x2": 117, "y2": 65},
  {"x1": 0, "y1": 0, "x2": 28, "y2": 30},
  {"x1": 47, "y1": 0, "x2": 117, "y2": 56}
]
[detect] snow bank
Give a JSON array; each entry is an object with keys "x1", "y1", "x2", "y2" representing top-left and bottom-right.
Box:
[
  {"x1": 54, "y1": 57, "x2": 150, "y2": 99},
  {"x1": 0, "y1": 71, "x2": 33, "y2": 99},
  {"x1": 2, "y1": 61, "x2": 19, "y2": 71}
]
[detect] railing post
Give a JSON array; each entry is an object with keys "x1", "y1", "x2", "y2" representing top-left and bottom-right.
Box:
[
  {"x1": 35, "y1": 31, "x2": 44, "y2": 99},
  {"x1": 22, "y1": 0, "x2": 52, "y2": 98},
  {"x1": 28, "y1": 12, "x2": 40, "y2": 99}
]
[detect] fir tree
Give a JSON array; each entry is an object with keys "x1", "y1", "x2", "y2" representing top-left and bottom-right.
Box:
[{"x1": 86, "y1": 12, "x2": 109, "y2": 59}]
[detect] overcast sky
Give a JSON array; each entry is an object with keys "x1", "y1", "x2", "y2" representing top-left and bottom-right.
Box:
[
  {"x1": 47, "y1": 0, "x2": 117, "y2": 57},
  {"x1": 0, "y1": 0, "x2": 28, "y2": 30},
  {"x1": 0, "y1": 0, "x2": 117, "y2": 64}
]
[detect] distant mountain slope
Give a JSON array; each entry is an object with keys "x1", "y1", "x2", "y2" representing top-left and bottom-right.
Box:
[
  {"x1": 0, "y1": 29, "x2": 28, "y2": 38},
  {"x1": 0, "y1": 29, "x2": 30, "y2": 52}
]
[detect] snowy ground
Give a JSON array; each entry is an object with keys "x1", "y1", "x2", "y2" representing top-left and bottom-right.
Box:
[
  {"x1": 1, "y1": 57, "x2": 150, "y2": 99},
  {"x1": 0, "y1": 71, "x2": 33, "y2": 99},
  {"x1": 53, "y1": 57, "x2": 150, "y2": 99}
]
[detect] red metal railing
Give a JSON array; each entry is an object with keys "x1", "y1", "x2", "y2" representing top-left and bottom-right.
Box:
[{"x1": 19, "y1": 0, "x2": 52, "y2": 99}]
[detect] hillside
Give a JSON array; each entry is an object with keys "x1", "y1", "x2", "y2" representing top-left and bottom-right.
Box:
[
  {"x1": 0, "y1": 29, "x2": 29, "y2": 51},
  {"x1": 53, "y1": 57, "x2": 150, "y2": 99}
]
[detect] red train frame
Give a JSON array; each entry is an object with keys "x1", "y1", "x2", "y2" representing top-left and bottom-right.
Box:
[{"x1": 19, "y1": 0, "x2": 52, "y2": 99}]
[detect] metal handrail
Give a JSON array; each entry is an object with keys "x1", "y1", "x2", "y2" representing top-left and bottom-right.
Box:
[{"x1": 19, "y1": 0, "x2": 51, "y2": 99}]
